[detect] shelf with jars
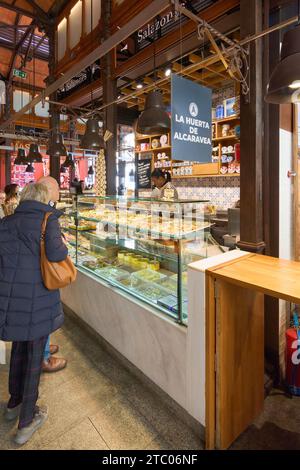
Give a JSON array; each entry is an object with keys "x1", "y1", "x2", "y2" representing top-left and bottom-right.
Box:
[{"x1": 135, "y1": 112, "x2": 240, "y2": 179}]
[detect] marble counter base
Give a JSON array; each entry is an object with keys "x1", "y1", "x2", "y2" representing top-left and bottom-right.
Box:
[{"x1": 61, "y1": 270, "x2": 190, "y2": 416}]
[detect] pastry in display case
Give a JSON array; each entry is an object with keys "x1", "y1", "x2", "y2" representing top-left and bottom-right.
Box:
[{"x1": 60, "y1": 196, "x2": 217, "y2": 325}]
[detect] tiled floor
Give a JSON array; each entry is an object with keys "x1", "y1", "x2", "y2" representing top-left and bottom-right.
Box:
[
  {"x1": 0, "y1": 313, "x2": 202, "y2": 450},
  {"x1": 1, "y1": 313, "x2": 300, "y2": 450}
]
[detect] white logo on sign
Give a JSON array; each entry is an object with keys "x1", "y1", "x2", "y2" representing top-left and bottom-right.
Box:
[{"x1": 189, "y1": 102, "x2": 198, "y2": 117}]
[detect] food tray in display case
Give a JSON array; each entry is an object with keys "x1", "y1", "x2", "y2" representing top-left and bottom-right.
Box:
[{"x1": 60, "y1": 195, "x2": 221, "y2": 325}]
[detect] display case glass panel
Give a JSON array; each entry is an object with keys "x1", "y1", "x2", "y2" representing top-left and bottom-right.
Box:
[{"x1": 61, "y1": 195, "x2": 222, "y2": 325}]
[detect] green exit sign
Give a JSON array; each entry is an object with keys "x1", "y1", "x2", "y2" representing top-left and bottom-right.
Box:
[{"x1": 13, "y1": 69, "x2": 27, "y2": 79}]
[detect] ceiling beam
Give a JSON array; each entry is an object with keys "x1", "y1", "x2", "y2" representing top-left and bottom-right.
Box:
[
  {"x1": 24, "y1": 0, "x2": 49, "y2": 23},
  {"x1": 31, "y1": 31, "x2": 46, "y2": 56},
  {"x1": 0, "y1": 1, "x2": 49, "y2": 22},
  {"x1": 22, "y1": 28, "x2": 34, "y2": 68},
  {"x1": 7, "y1": 21, "x2": 35, "y2": 81},
  {"x1": 47, "y1": 0, "x2": 70, "y2": 17},
  {"x1": 1, "y1": 0, "x2": 170, "y2": 129},
  {"x1": 12, "y1": 81, "x2": 43, "y2": 93},
  {"x1": 0, "y1": 37, "x2": 47, "y2": 61}
]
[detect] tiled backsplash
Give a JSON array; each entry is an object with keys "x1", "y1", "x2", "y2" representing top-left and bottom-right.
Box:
[{"x1": 140, "y1": 176, "x2": 240, "y2": 210}]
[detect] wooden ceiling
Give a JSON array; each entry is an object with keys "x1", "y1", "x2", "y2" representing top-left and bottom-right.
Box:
[
  {"x1": 0, "y1": 0, "x2": 56, "y2": 17},
  {"x1": 0, "y1": 2, "x2": 51, "y2": 87},
  {"x1": 62, "y1": 29, "x2": 239, "y2": 112},
  {"x1": 117, "y1": 34, "x2": 239, "y2": 111},
  {"x1": 60, "y1": 1, "x2": 241, "y2": 112}
]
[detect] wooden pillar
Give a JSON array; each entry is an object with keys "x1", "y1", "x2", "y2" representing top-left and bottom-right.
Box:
[
  {"x1": 237, "y1": 0, "x2": 265, "y2": 253},
  {"x1": 101, "y1": 0, "x2": 117, "y2": 195},
  {"x1": 47, "y1": 23, "x2": 60, "y2": 184}
]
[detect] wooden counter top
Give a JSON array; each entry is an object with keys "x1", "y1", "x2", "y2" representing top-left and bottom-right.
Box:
[{"x1": 207, "y1": 253, "x2": 300, "y2": 304}]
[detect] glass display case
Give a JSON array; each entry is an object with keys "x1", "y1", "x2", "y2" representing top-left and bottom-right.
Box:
[{"x1": 61, "y1": 195, "x2": 218, "y2": 325}]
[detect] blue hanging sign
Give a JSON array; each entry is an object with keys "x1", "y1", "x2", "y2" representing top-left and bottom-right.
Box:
[{"x1": 171, "y1": 74, "x2": 212, "y2": 162}]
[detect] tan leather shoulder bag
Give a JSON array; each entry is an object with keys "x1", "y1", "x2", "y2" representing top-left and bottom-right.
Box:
[{"x1": 40, "y1": 212, "x2": 77, "y2": 290}]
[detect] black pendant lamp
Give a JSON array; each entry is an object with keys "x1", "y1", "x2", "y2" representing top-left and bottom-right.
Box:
[
  {"x1": 265, "y1": 2, "x2": 300, "y2": 104},
  {"x1": 14, "y1": 148, "x2": 27, "y2": 165},
  {"x1": 25, "y1": 162, "x2": 34, "y2": 173},
  {"x1": 27, "y1": 143, "x2": 43, "y2": 163},
  {"x1": 136, "y1": 37, "x2": 170, "y2": 135},
  {"x1": 88, "y1": 165, "x2": 94, "y2": 175},
  {"x1": 136, "y1": 90, "x2": 170, "y2": 135},
  {"x1": 80, "y1": 118, "x2": 105, "y2": 150},
  {"x1": 62, "y1": 153, "x2": 75, "y2": 169},
  {"x1": 47, "y1": 130, "x2": 67, "y2": 157}
]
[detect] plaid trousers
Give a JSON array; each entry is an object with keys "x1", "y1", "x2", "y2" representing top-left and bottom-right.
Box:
[{"x1": 8, "y1": 336, "x2": 48, "y2": 429}]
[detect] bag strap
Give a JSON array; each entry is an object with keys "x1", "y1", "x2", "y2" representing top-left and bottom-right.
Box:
[{"x1": 41, "y1": 212, "x2": 53, "y2": 241}]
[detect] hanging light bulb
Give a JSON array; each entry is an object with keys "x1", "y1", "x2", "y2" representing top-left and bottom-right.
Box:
[
  {"x1": 136, "y1": 90, "x2": 170, "y2": 135},
  {"x1": 62, "y1": 153, "x2": 75, "y2": 168},
  {"x1": 25, "y1": 162, "x2": 34, "y2": 173},
  {"x1": 265, "y1": 2, "x2": 300, "y2": 104},
  {"x1": 27, "y1": 143, "x2": 43, "y2": 163},
  {"x1": 88, "y1": 165, "x2": 94, "y2": 175},
  {"x1": 47, "y1": 129, "x2": 67, "y2": 157},
  {"x1": 14, "y1": 148, "x2": 27, "y2": 165},
  {"x1": 136, "y1": 36, "x2": 170, "y2": 135},
  {"x1": 80, "y1": 117, "x2": 105, "y2": 150}
]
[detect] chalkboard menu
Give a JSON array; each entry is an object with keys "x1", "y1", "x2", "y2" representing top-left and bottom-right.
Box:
[{"x1": 137, "y1": 158, "x2": 152, "y2": 189}]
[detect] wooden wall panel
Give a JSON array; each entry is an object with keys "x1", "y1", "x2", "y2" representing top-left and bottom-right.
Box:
[{"x1": 215, "y1": 279, "x2": 264, "y2": 449}]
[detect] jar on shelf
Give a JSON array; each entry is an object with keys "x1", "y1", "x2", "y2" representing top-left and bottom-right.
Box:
[{"x1": 222, "y1": 124, "x2": 230, "y2": 137}]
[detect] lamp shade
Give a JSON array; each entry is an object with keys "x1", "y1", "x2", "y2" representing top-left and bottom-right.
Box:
[
  {"x1": 80, "y1": 118, "x2": 105, "y2": 150},
  {"x1": 14, "y1": 148, "x2": 27, "y2": 165},
  {"x1": 27, "y1": 143, "x2": 43, "y2": 163},
  {"x1": 136, "y1": 90, "x2": 170, "y2": 135},
  {"x1": 265, "y1": 25, "x2": 300, "y2": 103},
  {"x1": 47, "y1": 130, "x2": 67, "y2": 157},
  {"x1": 25, "y1": 162, "x2": 34, "y2": 173},
  {"x1": 88, "y1": 165, "x2": 94, "y2": 175},
  {"x1": 62, "y1": 153, "x2": 75, "y2": 168}
]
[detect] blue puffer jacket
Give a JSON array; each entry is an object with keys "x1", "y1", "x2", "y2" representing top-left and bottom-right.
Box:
[{"x1": 0, "y1": 200, "x2": 68, "y2": 341}]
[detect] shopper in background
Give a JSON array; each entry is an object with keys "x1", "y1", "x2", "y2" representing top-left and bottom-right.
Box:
[
  {"x1": 151, "y1": 169, "x2": 179, "y2": 200},
  {"x1": 2, "y1": 184, "x2": 19, "y2": 216},
  {"x1": 0, "y1": 179, "x2": 68, "y2": 445},
  {"x1": 38, "y1": 176, "x2": 68, "y2": 373}
]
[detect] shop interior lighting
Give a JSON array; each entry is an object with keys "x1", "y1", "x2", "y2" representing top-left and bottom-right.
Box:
[
  {"x1": 14, "y1": 148, "x2": 27, "y2": 165},
  {"x1": 80, "y1": 117, "x2": 105, "y2": 150},
  {"x1": 47, "y1": 129, "x2": 67, "y2": 157},
  {"x1": 88, "y1": 165, "x2": 94, "y2": 175},
  {"x1": 27, "y1": 143, "x2": 43, "y2": 163},
  {"x1": 62, "y1": 153, "x2": 75, "y2": 168},
  {"x1": 265, "y1": 0, "x2": 300, "y2": 103},
  {"x1": 25, "y1": 162, "x2": 34, "y2": 173},
  {"x1": 136, "y1": 36, "x2": 170, "y2": 135},
  {"x1": 289, "y1": 80, "x2": 300, "y2": 89}
]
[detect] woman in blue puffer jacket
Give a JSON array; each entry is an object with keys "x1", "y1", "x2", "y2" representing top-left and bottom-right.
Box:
[{"x1": 0, "y1": 177, "x2": 68, "y2": 445}]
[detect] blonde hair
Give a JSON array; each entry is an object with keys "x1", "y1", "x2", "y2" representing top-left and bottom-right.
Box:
[{"x1": 20, "y1": 182, "x2": 50, "y2": 204}]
